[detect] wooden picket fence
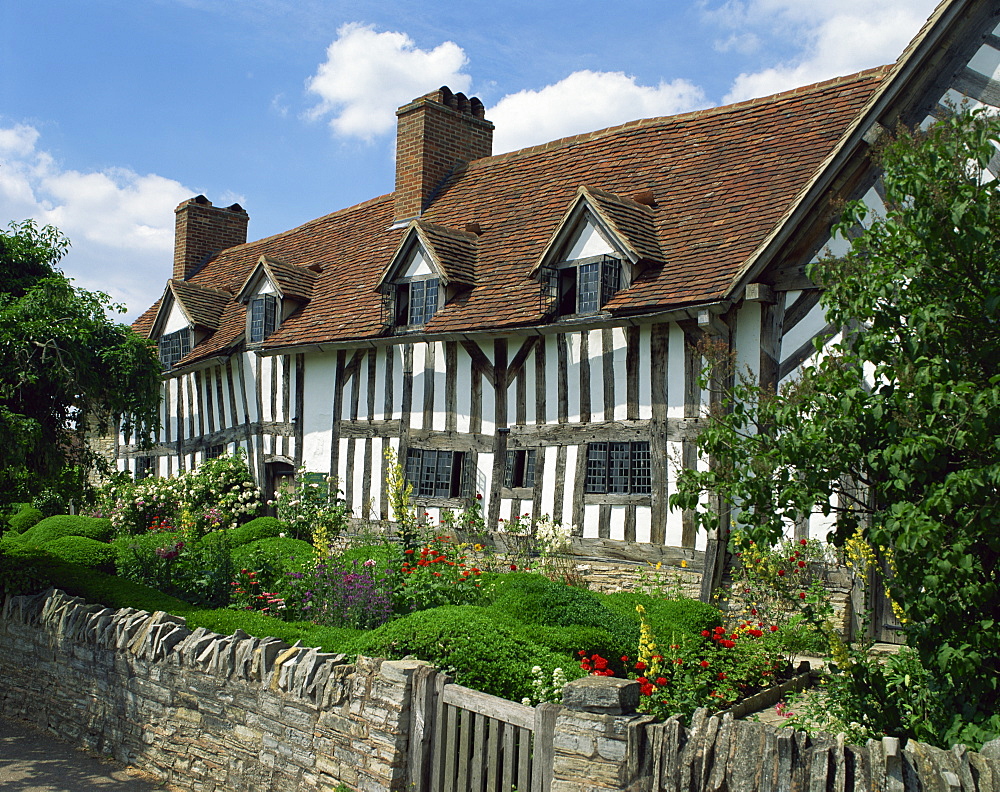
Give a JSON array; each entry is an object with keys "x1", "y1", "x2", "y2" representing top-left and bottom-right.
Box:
[{"x1": 406, "y1": 666, "x2": 559, "y2": 792}]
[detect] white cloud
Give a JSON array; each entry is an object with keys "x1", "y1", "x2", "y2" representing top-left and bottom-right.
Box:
[
  {"x1": 0, "y1": 124, "x2": 194, "y2": 320},
  {"x1": 707, "y1": 0, "x2": 940, "y2": 103},
  {"x1": 306, "y1": 22, "x2": 471, "y2": 140},
  {"x1": 488, "y1": 70, "x2": 708, "y2": 154}
]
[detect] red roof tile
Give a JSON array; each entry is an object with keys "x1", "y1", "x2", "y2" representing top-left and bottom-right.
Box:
[{"x1": 138, "y1": 67, "x2": 887, "y2": 365}]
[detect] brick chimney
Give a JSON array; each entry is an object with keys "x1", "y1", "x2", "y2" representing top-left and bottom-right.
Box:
[
  {"x1": 173, "y1": 196, "x2": 250, "y2": 281},
  {"x1": 394, "y1": 86, "x2": 494, "y2": 223}
]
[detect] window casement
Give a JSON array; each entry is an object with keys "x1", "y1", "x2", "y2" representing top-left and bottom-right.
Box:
[
  {"x1": 248, "y1": 294, "x2": 279, "y2": 344},
  {"x1": 204, "y1": 444, "x2": 225, "y2": 460},
  {"x1": 540, "y1": 254, "x2": 622, "y2": 317},
  {"x1": 504, "y1": 449, "x2": 537, "y2": 489},
  {"x1": 393, "y1": 276, "x2": 440, "y2": 328},
  {"x1": 158, "y1": 328, "x2": 192, "y2": 370},
  {"x1": 405, "y1": 448, "x2": 468, "y2": 498},
  {"x1": 584, "y1": 441, "x2": 651, "y2": 495},
  {"x1": 134, "y1": 456, "x2": 155, "y2": 480}
]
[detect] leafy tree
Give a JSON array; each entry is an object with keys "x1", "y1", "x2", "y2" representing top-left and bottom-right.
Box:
[
  {"x1": 671, "y1": 110, "x2": 1000, "y2": 746},
  {"x1": 0, "y1": 220, "x2": 161, "y2": 506}
]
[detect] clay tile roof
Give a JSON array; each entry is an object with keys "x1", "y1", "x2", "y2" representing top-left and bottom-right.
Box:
[
  {"x1": 135, "y1": 66, "x2": 887, "y2": 361},
  {"x1": 168, "y1": 279, "x2": 229, "y2": 330},
  {"x1": 415, "y1": 221, "x2": 478, "y2": 286},
  {"x1": 237, "y1": 256, "x2": 318, "y2": 302},
  {"x1": 583, "y1": 186, "x2": 663, "y2": 265}
]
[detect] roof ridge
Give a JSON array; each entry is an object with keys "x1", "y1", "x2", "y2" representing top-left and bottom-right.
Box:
[
  {"x1": 220, "y1": 192, "x2": 394, "y2": 256},
  {"x1": 474, "y1": 66, "x2": 892, "y2": 168}
]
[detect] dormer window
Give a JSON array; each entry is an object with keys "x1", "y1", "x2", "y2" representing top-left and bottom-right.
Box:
[
  {"x1": 544, "y1": 254, "x2": 622, "y2": 316},
  {"x1": 249, "y1": 294, "x2": 278, "y2": 344},
  {"x1": 395, "y1": 276, "x2": 440, "y2": 327},
  {"x1": 159, "y1": 328, "x2": 192, "y2": 370}
]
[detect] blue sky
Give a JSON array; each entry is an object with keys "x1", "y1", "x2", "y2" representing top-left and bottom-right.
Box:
[{"x1": 1, "y1": 0, "x2": 939, "y2": 321}]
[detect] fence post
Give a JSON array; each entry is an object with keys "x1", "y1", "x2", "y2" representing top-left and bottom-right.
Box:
[
  {"x1": 406, "y1": 663, "x2": 438, "y2": 792},
  {"x1": 551, "y1": 677, "x2": 654, "y2": 792}
]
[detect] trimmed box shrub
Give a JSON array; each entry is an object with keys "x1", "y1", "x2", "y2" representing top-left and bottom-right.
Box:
[{"x1": 42, "y1": 536, "x2": 117, "y2": 573}]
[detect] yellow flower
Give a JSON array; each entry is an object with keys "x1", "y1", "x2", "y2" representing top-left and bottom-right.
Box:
[{"x1": 680, "y1": 559, "x2": 688, "y2": 568}]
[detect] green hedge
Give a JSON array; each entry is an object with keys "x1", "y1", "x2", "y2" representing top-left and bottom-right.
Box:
[
  {"x1": 41, "y1": 536, "x2": 116, "y2": 573},
  {"x1": 346, "y1": 605, "x2": 568, "y2": 701},
  {"x1": 7, "y1": 506, "x2": 45, "y2": 534},
  {"x1": 228, "y1": 517, "x2": 283, "y2": 548},
  {"x1": 601, "y1": 591, "x2": 723, "y2": 637},
  {"x1": 17, "y1": 515, "x2": 114, "y2": 545}
]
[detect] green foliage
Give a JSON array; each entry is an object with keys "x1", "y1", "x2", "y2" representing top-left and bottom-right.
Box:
[
  {"x1": 347, "y1": 605, "x2": 566, "y2": 701},
  {"x1": 397, "y1": 534, "x2": 488, "y2": 612},
  {"x1": 231, "y1": 536, "x2": 314, "y2": 578},
  {"x1": 0, "y1": 220, "x2": 162, "y2": 505},
  {"x1": 17, "y1": 515, "x2": 114, "y2": 545},
  {"x1": 266, "y1": 467, "x2": 347, "y2": 543},
  {"x1": 228, "y1": 516, "x2": 283, "y2": 547},
  {"x1": 31, "y1": 489, "x2": 67, "y2": 517},
  {"x1": 671, "y1": 110, "x2": 1000, "y2": 745},
  {"x1": 0, "y1": 542, "x2": 49, "y2": 597},
  {"x1": 602, "y1": 591, "x2": 723, "y2": 637},
  {"x1": 41, "y1": 536, "x2": 116, "y2": 572},
  {"x1": 97, "y1": 452, "x2": 261, "y2": 536},
  {"x1": 7, "y1": 505, "x2": 44, "y2": 533}
]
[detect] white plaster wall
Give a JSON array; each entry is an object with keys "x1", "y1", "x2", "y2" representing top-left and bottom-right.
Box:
[
  {"x1": 402, "y1": 248, "x2": 433, "y2": 277},
  {"x1": 540, "y1": 449, "x2": 558, "y2": 517},
  {"x1": 524, "y1": 343, "x2": 537, "y2": 426},
  {"x1": 410, "y1": 343, "x2": 426, "y2": 430},
  {"x1": 456, "y1": 349, "x2": 472, "y2": 433},
  {"x1": 582, "y1": 503, "x2": 600, "y2": 538},
  {"x1": 432, "y1": 342, "x2": 447, "y2": 431},
  {"x1": 638, "y1": 326, "x2": 652, "y2": 420},
  {"x1": 562, "y1": 445, "x2": 578, "y2": 531},
  {"x1": 544, "y1": 335, "x2": 559, "y2": 425},
  {"x1": 301, "y1": 353, "x2": 335, "y2": 473},
  {"x1": 588, "y1": 329, "x2": 603, "y2": 419},
  {"x1": 566, "y1": 333, "x2": 581, "y2": 423},
  {"x1": 635, "y1": 506, "x2": 652, "y2": 544},
  {"x1": 609, "y1": 504, "x2": 627, "y2": 541},
  {"x1": 734, "y1": 301, "x2": 762, "y2": 382},
  {"x1": 565, "y1": 217, "x2": 615, "y2": 260},
  {"x1": 667, "y1": 323, "x2": 686, "y2": 419},
  {"x1": 163, "y1": 302, "x2": 189, "y2": 334}
]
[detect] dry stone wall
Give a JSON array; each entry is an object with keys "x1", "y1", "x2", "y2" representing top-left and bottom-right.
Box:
[
  {"x1": 3, "y1": 588, "x2": 998, "y2": 792},
  {"x1": 0, "y1": 589, "x2": 415, "y2": 792}
]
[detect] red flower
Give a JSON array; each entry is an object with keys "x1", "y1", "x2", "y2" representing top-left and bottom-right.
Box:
[
  {"x1": 578, "y1": 650, "x2": 587, "y2": 656},
  {"x1": 673, "y1": 658, "x2": 684, "y2": 665},
  {"x1": 634, "y1": 661, "x2": 647, "y2": 671},
  {"x1": 770, "y1": 625, "x2": 779, "y2": 632},
  {"x1": 621, "y1": 655, "x2": 630, "y2": 663},
  {"x1": 510, "y1": 564, "x2": 517, "y2": 571},
  {"x1": 750, "y1": 609, "x2": 758, "y2": 616},
  {"x1": 640, "y1": 683, "x2": 654, "y2": 696},
  {"x1": 714, "y1": 626, "x2": 725, "y2": 634},
  {"x1": 798, "y1": 561, "x2": 806, "y2": 568},
  {"x1": 799, "y1": 592, "x2": 806, "y2": 599},
  {"x1": 637, "y1": 676, "x2": 648, "y2": 684},
  {"x1": 701, "y1": 630, "x2": 710, "y2": 637},
  {"x1": 594, "y1": 656, "x2": 609, "y2": 670},
  {"x1": 717, "y1": 672, "x2": 727, "y2": 680},
  {"x1": 777, "y1": 569, "x2": 786, "y2": 577},
  {"x1": 476, "y1": 493, "x2": 483, "y2": 500},
  {"x1": 800, "y1": 538, "x2": 808, "y2": 546},
  {"x1": 656, "y1": 677, "x2": 667, "y2": 686}
]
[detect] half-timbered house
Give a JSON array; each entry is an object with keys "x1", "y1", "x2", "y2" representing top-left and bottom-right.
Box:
[{"x1": 121, "y1": 0, "x2": 1000, "y2": 583}]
